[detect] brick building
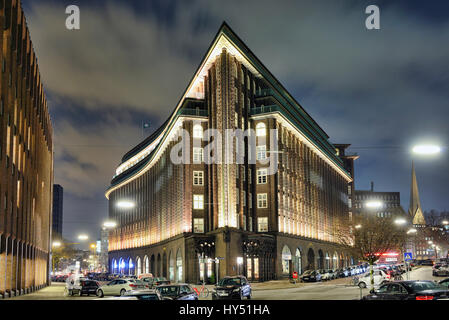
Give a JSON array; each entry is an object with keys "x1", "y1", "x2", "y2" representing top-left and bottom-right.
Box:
[
  {"x1": 106, "y1": 23, "x2": 355, "y2": 283},
  {"x1": 0, "y1": 0, "x2": 53, "y2": 297}
]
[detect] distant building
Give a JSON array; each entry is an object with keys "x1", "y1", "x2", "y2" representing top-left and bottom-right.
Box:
[
  {"x1": 52, "y1": 185, "x2": 63, "y2": 240},
  {"x1": 99, "y1": 228, "x2": 109, "y2": 272},
  {"x1": 353, "y1": 182, "x2": 407, "y2": 218}
]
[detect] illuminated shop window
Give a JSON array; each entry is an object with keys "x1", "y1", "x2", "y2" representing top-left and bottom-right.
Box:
[
  {"x1": 257, "y1": 193, "x2": 268, "y2": 208},
  {"x1": 193, "y1": 171, "x2": 204, "y2": 186},
  {"x1": 258, "y1": 217, "x2": 268, "y2": 232},
  {"x1": 257, "y1": 169, "x2": 268, "y2": 184},
  {"x1": 193, "y1": 148, "x2": 203, "y2": 163},
  {"x1": 193, "y1": 195, "x2": 204, "y2": 209},
  {"x1": 193, "y1": 218, "x2": 204, "y2": 233},
  {"x1": 256, "y1": 122, "x2": 266, "y2": 137},
  {"x1": 193, "y1": 124, "x2": 203, "y2": 139}
]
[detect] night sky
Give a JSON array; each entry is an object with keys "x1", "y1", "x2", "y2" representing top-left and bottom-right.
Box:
[{"x1": 20, "y1": 0, "x2": 449, "y2": 248}]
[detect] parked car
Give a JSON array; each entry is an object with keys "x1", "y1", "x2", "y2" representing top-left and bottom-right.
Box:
[
  {"x1": 434, "y1": 264, "x2": 449, "y2": 277},
  {"x1": 140, "y1": 276, "x2": 170, "y2": 288},
  {"x1": 420, "y1": 259, "x2": 434, "y2": 266},
  {"x1": 362, "y1": 280, "x2": 449, "y2": 300},
  {"x1": 156, "y1": 284, "x2": 198, "y2": 300},
  {"x1": 123, "y1": 289, "x2": 166, "y2": 300},
  {"x1": 357, "y1": 270, "x2": 389, "y2": 288},
  {"x1": 300, "y1": 270, "x2": 322, "y2": 282},
  {"x1": 336, "y1": 269, "x2": 347, "y2": 278},
  {"x1": 438, "y1": 277, "x2": 449, "y2": 289},
  {"x1": 96, "y1": 278, "x2": 146, "y2": 297},
  {"x1": 319, "y1": 270, "x2": 331, "y2": 281},
  {"x1": 211, "y1": 276, "x2": 252, "y2": 300},
  {"x1": 67, "y1": 279, "x2": 100, "y2": 296},
  {"x1": 321, "y1": 269, "x2": 337, "y2": 280}
]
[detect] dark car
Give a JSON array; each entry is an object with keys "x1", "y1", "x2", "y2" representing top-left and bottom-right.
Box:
[
  {"x1": 73, "y1": 280, "x2": 101, "y2": 296},
  {"x1": 420, "y1": 260, "x2": 434, "y2": 266},
  {"x1": 156, "y1": 284, "x2": 198, "y2": 300},
  {"x1": 336, "y1": 269, "x2": 347, "y2": 278},
  {"x1": 123, "y1": 289, "x2": 166, "y2": 300},
  {"x1": 362, "y1": 280, "x2": 449, "y2": 300},
  {"x1": 211, "y1": 276, "x2": 252, "y2": 300},
  {"x1": 300, "y1": 270, "x2": 322, "y2": 282}
]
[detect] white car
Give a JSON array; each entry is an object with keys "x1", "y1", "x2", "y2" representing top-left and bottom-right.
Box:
[
  {"x1": 357, "y1": 270, "x2": 388, "y2": 288},
  {"x1": 96, "y1": 278, "x2": 147, "y2": 297}
]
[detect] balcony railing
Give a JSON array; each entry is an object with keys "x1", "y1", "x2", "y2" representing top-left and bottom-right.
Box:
[
  {"x1": 250, "y1": 105, "x2": 281, "y2": 116},
  {"x1": 178, "y1": 108, "x2": 208, "y2": 117}
]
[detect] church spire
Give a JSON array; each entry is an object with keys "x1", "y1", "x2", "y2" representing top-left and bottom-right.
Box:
[{"x1": 408, "y1": 161, "x2": 426, "y2": 225}]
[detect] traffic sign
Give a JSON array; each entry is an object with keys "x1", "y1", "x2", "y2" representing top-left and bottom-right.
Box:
[{"x1": 404, "y1": 252, "x2": 413, "y2": 261}]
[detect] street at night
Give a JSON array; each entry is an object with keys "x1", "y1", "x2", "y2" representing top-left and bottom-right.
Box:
[{"x1": 1, "y1": 2, "x2": 449, "y2": 318}]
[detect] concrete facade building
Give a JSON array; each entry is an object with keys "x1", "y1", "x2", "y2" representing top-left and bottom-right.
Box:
[
  {"x1": 106, "y1": 23, "x2": 354, "y2": 283},
  {"x1": 0, "y1": 0, "x2": 53, "y2": 297},
  {"x1": 52, "y1": 184, "x2": 63, "y2": 240}
]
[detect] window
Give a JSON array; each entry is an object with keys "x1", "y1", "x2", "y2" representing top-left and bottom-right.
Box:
[
  {"x1": 193, "y1": 124, "x2": 203, "y2": 139},
  {"x1": 249, "y1": 193, "x2": 252, "y2": 208},
  {"x1": 258, "y1": 217, "x2": 268, "y2": 232},
  {"x1": 257, "y1": 169, "x2": 268, "y2": 184},
  {"x1": 193, "y1": 195, "x2": 204, "y2": 209},
  {"x1": 243, "y1": 191, "x2": 246, "y2": 207},
  {"x1": 256, "y1": 122, "x2": 266, "y2": 137},
  {"x1": 193, "y1": 171, "x2": 204, "y2": 186},
  {"x1": 236, "y1": 188, "x2": 239, "y2": 205},
  {"x1": 193, "y1": 218, "x2": 204, "y2": 233},
  {"x1": 193, "y1": 148, "x2": 203, "y2": 163},
  {"x1": 257, "y1": 145, "x2": 267, "y2": 160},
  {"x1": 257, "y1": 193, "x2": 268, "y2": 208}
]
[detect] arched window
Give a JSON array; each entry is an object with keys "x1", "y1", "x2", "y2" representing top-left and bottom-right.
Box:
[
  {"x1": 256, "y1": 122, "x2": 266, "y2": 137},
  {"x1": 136, "y1": 257, "x2": 142, "y2": 276},
  {"x1": 169, "y1": 251, "x2": 175, "y2": 281},
  {"x1": 144, "y1": 256, "x2": 149, "y2": 274},
  {"x1": 176, "y1": 249, "x2": 183, "y2": 282},
  {"x1": 281, "y1": 245, "x2": 292, "y2": 274},
  {"x1": 295, "y1": 248, "x2": 302, "y2": 275},
  {"x1": 193, "y1": 124, "x2": 203, "y2": 139},
  {"x1": 128, "y1": 258, "x2": 134, "y2": 275}
]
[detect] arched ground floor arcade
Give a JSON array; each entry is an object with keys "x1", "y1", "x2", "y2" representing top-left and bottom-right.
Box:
[{"x1": 108, "y1": 228, "x2": 357, "y2": 284}]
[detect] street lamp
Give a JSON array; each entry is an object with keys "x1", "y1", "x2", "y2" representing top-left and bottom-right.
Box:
[
  {"x1": 103, "y1": 221, "x2": 117, "y2": 228},
  {"x1": 116, "y1": 200, "x2": 135, "y2": 209},
  {"x1": 355, "y1": 224, "x2": 362, "y2": 229},
  {"x1": 412, "y1": 145, "x2": 441, "y2": 155},
  {"x1": 394, "y1": 218, "x2": 407, "y2": 225},
  {"x1": 52, "y1": 241, "x2": 62, "y2": 248},
  {"x1": 442, "y1": 220, "x2": 449, "y2": 225},
  {"x1": 366, "y1": 201, "x2": 383, "y2": 209},
  {"x1": 407, "y1": 228, "x2": 417, "y2": 234},
  {"x1": 78, "y1": 234, "x2": 89, "y2": 241}
]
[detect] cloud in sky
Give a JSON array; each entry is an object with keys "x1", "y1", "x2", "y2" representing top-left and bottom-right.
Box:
[{"x1": 22, "y1": 0, "x2": 449, "y2": 242}]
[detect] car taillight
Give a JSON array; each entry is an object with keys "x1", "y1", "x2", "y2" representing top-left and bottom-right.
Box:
[
  {"x1": 129, "y1": 284, "x2": 137, "y2": 288},
  {"x1": 386, "y1": 274, "x2": 390, "y2": 279},
  {"x1": 416, "y1": 296, "x2": 434, "y2": 300}
]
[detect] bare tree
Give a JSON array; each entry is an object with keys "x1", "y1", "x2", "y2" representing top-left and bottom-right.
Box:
[{"x1": 333, "y1": 215, "x2": 408, "y2": 290}]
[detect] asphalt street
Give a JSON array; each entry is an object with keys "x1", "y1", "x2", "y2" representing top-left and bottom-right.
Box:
[{"x1": 10, "y1": 266, "x2": 442, "y2": 300}]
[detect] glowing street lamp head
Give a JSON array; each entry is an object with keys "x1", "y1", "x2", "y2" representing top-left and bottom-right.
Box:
[
  {"x1": 52, "y1": 241, "x2": 62, "y2": 247},
  {"x1": 236, "y1": 257, "x2": 243, "y2": 265},
  {"x1": 355, "y1": 224, "x2": 362, "y2": 229},
  {"x1": 412, "y1": 145, "x2": 441, "y2": 155},
  {"x1": 366, "y1": 201, "x2": 383, "y2": 209},
  {"x1": 394, "y1": 218, "x2": 407, "y2": 225},
  {"x1": 116, "y1": 200, "x2": 135, "y2": 209},
  {"x1": 407, "y1": 228, "x2": 417, "y2": 234},
  {"x1": 103, "y1": 221, "x2": 117, "y2": 228},
  {"x1": 78, "y1": 234, "x2": 89, "y2": 241},
  {"x1": 442, "y1": 220, "x2": 449, "y2": 225}
]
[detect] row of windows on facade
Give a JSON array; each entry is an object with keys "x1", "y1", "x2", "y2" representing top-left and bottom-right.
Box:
[
  {"x1": 192, "y1": 192, "x2": 267, "y2": 210},
  {"x1": 353, "y1": 203, "x2": 400, "y2": 209},
  {"x1": 192, "y1": 145, "x2": 267, "y2": 163},
  {"x1": 192, "y1": 216, "x2": 268, "y2": 234},
  {"x1": 192, "y1": 122, "x2": 267, "y2": 139},
  {"x1": 192, "y1": 168, "x2": 268, "y2": 186},
  {"x1": 354, "y1": 194, "x2": 399, "y2": 201}
]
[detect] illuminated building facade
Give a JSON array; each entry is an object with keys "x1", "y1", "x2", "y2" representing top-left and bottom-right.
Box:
[
  {"x1": 106, "y1": 23, "x2": 354, "y2": 282},
  {"x1": 0, "y1": 0, "x2": 53, "y2": 297}
]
